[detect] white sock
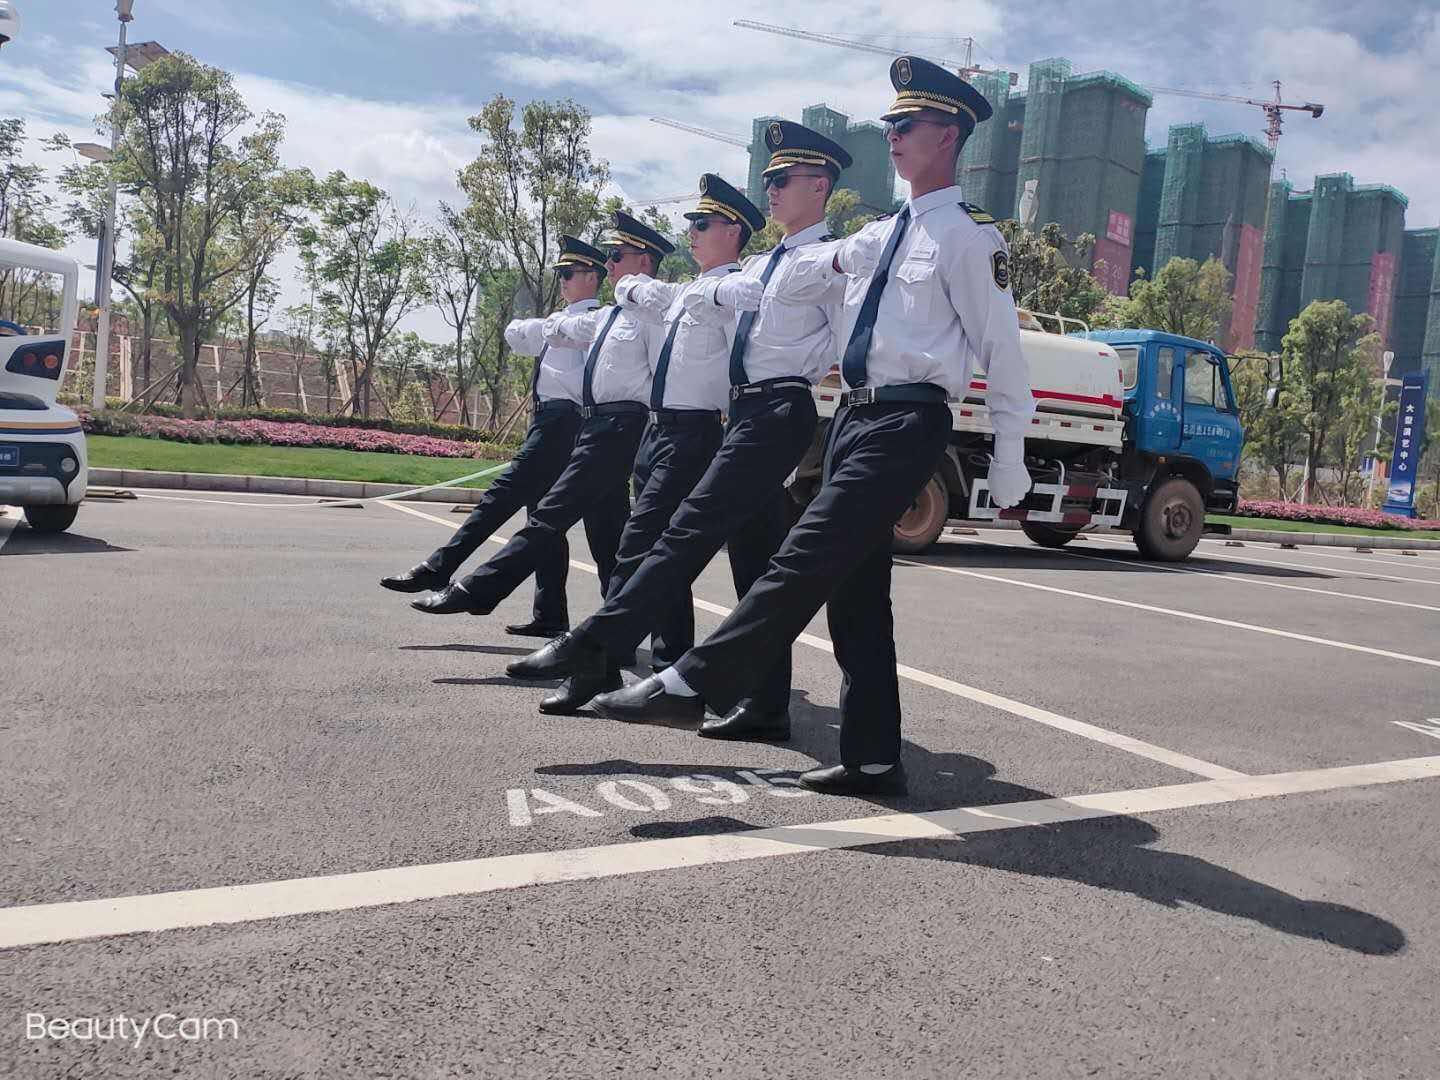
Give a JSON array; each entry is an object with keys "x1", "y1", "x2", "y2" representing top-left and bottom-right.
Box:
[
  {"x1": 859, "y1": 763, "x2": 896, "y2": 775},
  {"x1": 657, "y1": 667, "x2": 698, "y2": 697}
]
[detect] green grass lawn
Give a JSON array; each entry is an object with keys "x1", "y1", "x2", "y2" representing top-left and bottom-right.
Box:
[
  {"x1": 87, "y1": 435, "x2": 507, "y2": 489},
  {"x1": 1207, "y1": 513, "x2": 1440, "y2": 542}
]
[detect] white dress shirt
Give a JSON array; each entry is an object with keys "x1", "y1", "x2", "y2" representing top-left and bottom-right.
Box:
[
  {"x1": 784, "y1": 185, "x2": 1034, "y2": 450},
  {"x1": 613, "y1": 262, "x2": 741, "y2": 411},
  {"x1": 681, "y1": 219, "x2": 838, "y2": 386},
  {"x1": 542, "y1": 301, "x2": 659, "y2": 406},
  {"x1": 503, "y1": 297, "x2": 598, "y2": 405}
]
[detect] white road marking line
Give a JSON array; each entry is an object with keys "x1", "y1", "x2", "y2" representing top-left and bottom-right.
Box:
[
  {"x1": 896, "y1": 557, "x2": 1440, "y2": 670},
  {"x1": 1225, "y1": 545, "x2": 1440, "y2": 571},
  {"x1": 3, "y1": 754, "x2": 1436, "y2": 950},
  {"x1": 136, "y1": 492, "x2": 364, "y2": 509},
  {"x1": 1084, "y1": 534, "x2": 1440, "y2": 587},
  {"x1": 1196, "y1": 534, "x2": 1440, "y2": 566},
  {"x1": 966, "y1": 535, "x2": 1440, "y2": 615},
  {"x1": 385, "y1": 502, "x2": 1240, "y2": 781},
  {"x1": 1392, "y1": 720, "x2": 1440, "y2": 741}
]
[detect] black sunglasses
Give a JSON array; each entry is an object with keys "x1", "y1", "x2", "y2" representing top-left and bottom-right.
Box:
[
  {"x1": 606, "y1": 248, "x2": 632, "y2": 264},
  {"x1": 557, "y1": 266, "x2": 598, "y2": 281},
  {"x1": 883, "y1": 116, "x2": 951, "y2": 138},
  {"x1": 763, "y1": 170, "x2": 827, "y2": 191},
  {"x1": 688, "y1": 216, "x2": 732, "y2": 232}
]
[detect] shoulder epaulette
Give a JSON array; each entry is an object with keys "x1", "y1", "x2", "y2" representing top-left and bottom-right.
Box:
[{"x1": 959, "y1": 201, "x2": 996, "y2": 225}]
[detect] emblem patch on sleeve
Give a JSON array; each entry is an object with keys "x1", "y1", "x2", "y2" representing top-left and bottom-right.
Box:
[{"x1": 991, "y1": 250, "x2": 1011, "y2": 291}]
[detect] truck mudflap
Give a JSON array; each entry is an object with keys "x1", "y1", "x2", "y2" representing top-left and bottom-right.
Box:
[{"x1": 968, "y1": 478, "x2": 1129, "y2": 527}]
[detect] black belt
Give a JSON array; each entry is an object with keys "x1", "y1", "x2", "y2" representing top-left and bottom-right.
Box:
[
  {"x1": 649, "y1": 407, "x2": 723, "y2": 428},
  {"x1": 729, "y1": 377, "x2": 812, "y2": 402},
  {"x1": 580, "y1": 401, "x2": 648, "y2": 419},
  {"x1": 839, "y1": 383, "x2": 948, "y2": 407},
  {"x1": 534, "y1": 399, "x2": 580, "y2": 415}
]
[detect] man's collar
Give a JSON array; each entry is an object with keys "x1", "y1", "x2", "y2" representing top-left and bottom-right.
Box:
[
  {"x1": 906, "y1": 184, "x2": 964, "y2": 219},
  {"x1": 781, "y1": 219, "x2": 830, "y2": 249},
  {"x1": 700, "y1": 261, "x2": 742, "y2": 277},
  {"x1": 565, "y1": 297, "x2": 600, "y2": 313}
]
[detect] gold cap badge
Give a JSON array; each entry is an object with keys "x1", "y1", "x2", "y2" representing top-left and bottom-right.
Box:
[{"x1": 897, "y1": 57, "x2": 912, "y2": 86}]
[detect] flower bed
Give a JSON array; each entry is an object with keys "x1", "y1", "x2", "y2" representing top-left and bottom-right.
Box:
[
  {"x1": 81, "y1": 411, "x2": 507, "y2": 460},
  {"x1": 1234, "y1": 499, "x2": 1440, "y2": 532}
]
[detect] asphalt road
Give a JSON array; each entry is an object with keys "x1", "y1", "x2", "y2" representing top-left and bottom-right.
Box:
[{"x1": 2, "y1": 490, "x2": 1438, "y2": 1079}]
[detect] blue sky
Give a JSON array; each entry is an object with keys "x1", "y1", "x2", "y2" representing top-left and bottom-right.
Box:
[{"x1": 5, "y1": 0, "x2": 1438, "y2": 336}]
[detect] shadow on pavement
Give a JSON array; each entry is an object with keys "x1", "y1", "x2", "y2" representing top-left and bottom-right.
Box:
[
  {"x1": 537, "y1": 694, "x2": 1404, "y2": 956},
  {"x1": 402, "y1": 643, "x2": 532, "y2": 655},
  {"x1": 918, "y1": 539, "x2": 1335, "y2": 581},
  {"x1": 0, "y1": 527, "x2": 132, "y2": 557}
]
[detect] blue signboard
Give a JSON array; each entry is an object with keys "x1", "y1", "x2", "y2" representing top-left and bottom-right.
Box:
[{"x1": 1381, "y1": 371, "x2": 1429, "y2": 518}]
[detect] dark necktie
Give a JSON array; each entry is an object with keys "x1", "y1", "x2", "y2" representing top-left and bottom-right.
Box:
[
  {"x1": 529, "y1": 344, "x2": 549, "y2": 404},
  {"x1": 649, "y1": 315, "x2": 684, "y2": 410},
  {"x1": 728, "y1": 244, "x2": 787, "y2": 386},
  {"x1": 840, "y1": 205, "x2": 912, "y2": 389},
  {"x1": 582, "y1": 307, "x2": 622, "y2": 408}
]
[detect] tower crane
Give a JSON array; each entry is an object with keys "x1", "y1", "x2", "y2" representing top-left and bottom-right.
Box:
[
  {"x1": 732, "y1": 19, "x2": 1019, "y2": 85},
  {"x1": 647, "y1": 117, "x2": 750, "y2": 148},
  {"x1": 1143, "y1": 81, "x2": 1323, "y2": 152}
]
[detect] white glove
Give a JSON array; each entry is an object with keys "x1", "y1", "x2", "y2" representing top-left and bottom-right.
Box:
[
  {"x1": 541, "y1": 312, "x2": 569, "y2": 340},
  {"x1": 836, "y1": 230, "x2": 885, "y2": 277},
  {"x1": 714, "y1": 276, "x2": 764, "y2": 312},
  {"x1": 986, "y1": 438, "x2": 1031, "y2": 509},
  {"x1": 613, "y1": 274, "x2": 651, "y2": 308}
]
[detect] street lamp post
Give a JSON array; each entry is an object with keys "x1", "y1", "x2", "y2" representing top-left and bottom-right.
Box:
[{"x1": 91, "y1": 1, "x2": 134, "y2": 412}]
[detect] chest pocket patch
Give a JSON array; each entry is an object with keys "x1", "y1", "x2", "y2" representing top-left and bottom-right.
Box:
[{"x1": 895, "y1": 252, "x2": 939, "y2": 320}]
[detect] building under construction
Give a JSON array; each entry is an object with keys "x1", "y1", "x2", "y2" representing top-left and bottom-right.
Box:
[
  {"x1": 745, "y1": 105, "x2": 897, "y2": 216},
  {"x1": 1254, "y1": 174, "x2": 1409, "y2": 354},
  {"x1": 1133, "y1": 124, "x2": 1274, "y2": 348},
  {"x1": 1393, "y1": 228, "x2": 1440, "y2": 384},
  {"x1": 958, "y1": 59, "x2": 1152, "y2": 294}
]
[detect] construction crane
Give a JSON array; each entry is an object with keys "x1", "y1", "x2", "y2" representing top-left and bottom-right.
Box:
[
  {"x1": 1144, "y1": 81, "x2": 1324, "y2": 152},
  {"x1": 732, "y1": 19, "x2": 1018, "y2": 85},
  {"x1": 630, "y1": 193, "x2": 696, "y2": 207},
  {"x1": 648, "y1": 117, "x2": 750, "y2": 148}
]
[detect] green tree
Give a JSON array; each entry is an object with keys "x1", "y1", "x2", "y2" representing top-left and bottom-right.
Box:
[
  {"x1": 1230, "y1": 353, "x2": 1303, "y2": 498},
  {"x1": 1108, "y1": 256, "x2": 1233, "y2": 344},
  {"x1": 232, "y1": 167, "x2": 313, "y2": 407},
  {"x1": 1280, "y1": 300, "x2": 1382, "y2": 504},
  {"x1": 995, "y1": 220, "x2": 1108, "y2": 330},
  {"x1": 111, "y1": 53, "x2": 286, "y2": 416},
  {"x1": 461, "y1": 95, "x2": 609, "y2": 318},
  {"x1": 298, "y1": 171, "x2": 429, "y2": 417},
  {"x1": 1, "y1": 119, "x2": 66, "y2": 326},
  {"x1": 426, "y1": 202, "x2": 491, "y2": 425}
]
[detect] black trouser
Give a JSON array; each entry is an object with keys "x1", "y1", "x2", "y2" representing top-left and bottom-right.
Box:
[
  {"x1": 575, "y1": 388, "x2": 817, "y2": 713},
  {"x1": 425, "y1": 406, "x2": 584, "y2": 625},
  {"x1": 613, "y1": 413, "x2": 724, "y2": 668},
  {"x1": 674, "y1": 400, "x2": 953, "y2": 765},
  {"x1": 458, "y1": 408, "x2": 644, "y2": 609}
]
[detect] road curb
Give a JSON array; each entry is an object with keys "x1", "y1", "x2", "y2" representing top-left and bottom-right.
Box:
[
  {"x1": 1217, "y1": 527, "x2": 1440, "y2": 551},
  {"x1": 86, "y1": 468, "x2": 493, "y2": 505}
]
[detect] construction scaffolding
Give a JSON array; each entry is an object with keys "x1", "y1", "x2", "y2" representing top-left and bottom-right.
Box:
[{"x1": 1394, "y1": 228, "x2": 1440, "y2": 385}]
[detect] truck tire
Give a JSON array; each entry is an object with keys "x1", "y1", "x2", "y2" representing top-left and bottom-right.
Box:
[
  {"x1": 892, "y1": 474, "x2": 948, "y2": 554},
  {"x1": 1021, "y1": 522, "x2": 1082, "y2": 549},
  {"x1": 23, "y1": 504, "x2": 79, "y2": 534},
  {"x1": 1134, "y1": 476, "x2": 1203, "y2": 561}
]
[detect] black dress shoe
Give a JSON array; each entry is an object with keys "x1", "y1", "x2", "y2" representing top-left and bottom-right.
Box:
[
  {"x1": 698, "y1": 705, "x2": 791, "y2": 743},
  {"x1": 539, "y1": 669, "x2": 623, "y2": 715},
  {"x1": 506, "y1": 632, "x2": 605, "y2": 681},
  {"x1": 506, "y1": 619, "x2": 570, "y2": 638},
  {"x1": 798, "y1": 763, "x2": 908, "y2": 796},
  {"x1": 590, "y1": 675, "x2": 705, "y2": 727},
  {"x1": 380, "y1": 564, "x2": 449, "y2": 593},
  {"x1": 410, "y1": 583, "x2": 489, "y2": 615}
]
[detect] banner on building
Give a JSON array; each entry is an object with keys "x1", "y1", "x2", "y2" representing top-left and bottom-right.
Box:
[
  {"x1": 1381, "y1": 371, "x2": 1429, "y2": 518},
  {"x1": 1367, "y1": 252, "x2": 1397, "y2": 346},
  {"x1": 1093, "y1": 210, "x2": 1134, "y2": 296},
  {"x1": 1228, "y1": 223, "x2": 1264, "y2": 351}
]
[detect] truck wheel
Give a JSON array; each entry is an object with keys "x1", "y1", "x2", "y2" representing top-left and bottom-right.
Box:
[
  {"x1": 892, "y1": 474, "x2": 948, "y2": 554},
  {"x1": 1134, "y1": 477, "x2": 1203, "y2": 561},
  {"x1": 23, "y1": 504, "x2": 79, "y2": 534},
  {"x1": 1021, "y1": 522, "x2": 1082, "y2": 549}
]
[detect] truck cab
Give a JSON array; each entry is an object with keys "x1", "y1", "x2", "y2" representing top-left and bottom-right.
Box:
[
  {"x1": 1088, "y1": 330, "x2": 1243, "y2": 553},
  {"x1": 0, "y1": 237, "x2": 87, "y2": 533}
]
